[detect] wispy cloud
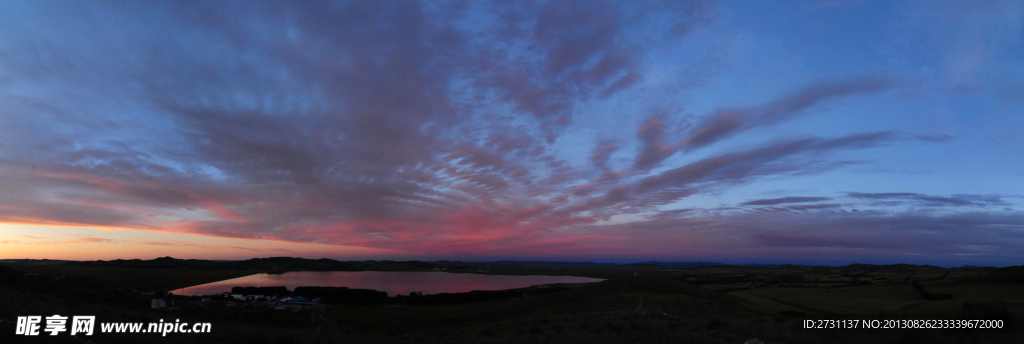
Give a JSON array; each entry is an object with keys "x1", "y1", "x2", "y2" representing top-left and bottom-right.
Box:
[
  {"x1": 632, "y1": 77, "x2": 893, "y2": 171},
  {"x1": 742, "y1": 197, "x2": 833, "y2": 206},
  {"x1": 846, "y1": 192, "x2": 1009, "y2": 207},
  {"x1": 47, "y1": 237, "x2": 125, "y2": 245}
]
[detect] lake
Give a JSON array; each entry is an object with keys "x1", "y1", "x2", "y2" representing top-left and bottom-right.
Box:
[{"x1": 169, "y1": 271, "x2": 604, "y2": 296}]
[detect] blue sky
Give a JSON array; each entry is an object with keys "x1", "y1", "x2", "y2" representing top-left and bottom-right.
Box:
[{"x1": 0, "y1": 0, "x2": 1021, "y2": 266}]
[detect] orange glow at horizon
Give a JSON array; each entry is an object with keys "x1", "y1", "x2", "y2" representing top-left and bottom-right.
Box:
[{"x1": 0, "y1": 223, "x2": 405, "y2": 261}]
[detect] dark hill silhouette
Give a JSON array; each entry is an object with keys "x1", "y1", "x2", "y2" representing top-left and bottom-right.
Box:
[{"x1": 960, "y1": 265, "x2": 1024, "y2": 284}]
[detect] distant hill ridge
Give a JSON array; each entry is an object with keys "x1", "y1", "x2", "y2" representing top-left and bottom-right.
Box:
[
  {"x1": 50, "y1": 257, "x2": 1003, "y2": 271},
  {"x1": 960, "y1": 265, "x2": 1024, "y2": 284},
  {"x1": 621, "y1": 261, "x2": 724, "y2": 267}
]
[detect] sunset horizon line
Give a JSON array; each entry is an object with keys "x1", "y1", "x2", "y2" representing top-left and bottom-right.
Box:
[{"x1": 1, "y1": 255, "x2": 1010, "y2": 269}]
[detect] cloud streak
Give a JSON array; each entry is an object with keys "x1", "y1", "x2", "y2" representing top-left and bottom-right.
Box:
[
  {"x1": 742, "y1": 197, "x2": 833, "y2": 206},
  {"x1": 632, "y1": 77, "x2": 893, "y2": 171}
]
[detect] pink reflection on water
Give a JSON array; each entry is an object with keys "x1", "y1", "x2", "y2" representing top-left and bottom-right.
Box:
[{"x1": 169, "y1": 271, "x2": 604, "y2": 296}]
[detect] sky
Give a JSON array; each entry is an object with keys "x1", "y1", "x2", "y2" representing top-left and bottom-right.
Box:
[{"x1": 0, "y1": 0, "x2": 1022, "y2": 266}]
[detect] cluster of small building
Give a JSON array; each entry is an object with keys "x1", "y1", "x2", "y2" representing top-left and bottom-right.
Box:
[
  {"x1": 635, "y1": 311, "x2": 667, "y2": 318},
  {"x1": 150, "y1": 293, "x2": 321, "y2": 312},
  {"x1": 225, "y1": 294, "x2": 320, "y2": 310}
]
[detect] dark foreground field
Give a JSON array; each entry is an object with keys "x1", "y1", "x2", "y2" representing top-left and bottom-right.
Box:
[{"x1": 0, "y1": 258, "x2": 1022, "y2": 343}]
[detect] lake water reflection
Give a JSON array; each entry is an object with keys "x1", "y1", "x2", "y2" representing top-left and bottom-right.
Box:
[{"x1": 170, "y1": 271, "x2": 604, "y2": 296}]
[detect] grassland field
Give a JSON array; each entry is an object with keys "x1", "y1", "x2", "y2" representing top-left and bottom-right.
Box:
[{"x1": 0, "y1": 259, "x2": 1021, "y2": 343}]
